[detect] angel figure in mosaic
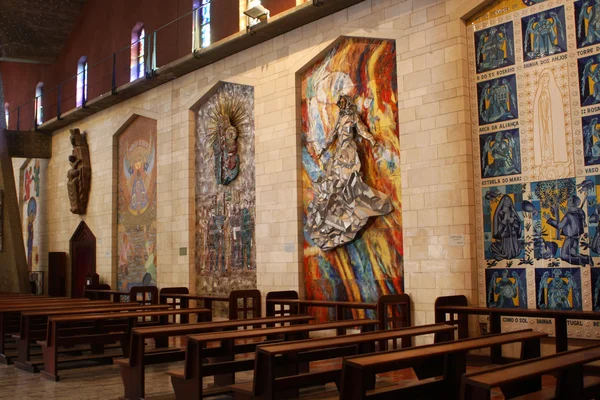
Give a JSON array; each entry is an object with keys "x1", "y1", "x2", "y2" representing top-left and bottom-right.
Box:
[
  {"x1": 578, "y1": 0, "x2": 600, "y2": 47},
  {"x1": 306, "y1": 95, "x2": 393, "y2": 251},
  {"x1": 524, "y1": 11, "x2": 564, "y2": 58},
  {"x1": 123, "y1": 138, "x2": 155, "y2": 216}
]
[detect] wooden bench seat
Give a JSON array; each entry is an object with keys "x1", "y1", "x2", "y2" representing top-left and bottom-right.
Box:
[
  {"x1": 12, "y1": 303, "x2": 172, "y2": 369},
  {"x1": 0, "y1": 300, "x2": 116, "y2": 364},
  {"x1": 117, "y1": 315, "x2": 314, "y2": 400},
  {"x1": 37, "y1": 307, "x2": 210, "y2": 381},
  {"x1": 228, "y1": 323, "x2": 457, "y2": 400},
  {"x1": 461, "y1": 344, "x2": 600, "y2": 400},
  {"x1": 339, "y1": 329, "x2": 547, "y2": 400},
  {"x1": 167, "y1": 319, "x2": 380, "y2": 400}
]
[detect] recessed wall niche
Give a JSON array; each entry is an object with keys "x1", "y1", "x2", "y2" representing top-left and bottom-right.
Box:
[
  {"x1": 193, "y1": 82, "x2": 257, "y2": 314},
  {"x1": 299, "y1": 36, "x2": 404, "y2": 319}
]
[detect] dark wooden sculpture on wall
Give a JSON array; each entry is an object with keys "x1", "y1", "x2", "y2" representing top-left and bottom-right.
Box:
[{"x1": 67, "y1": 128, "x2": 91, "y2": 215}]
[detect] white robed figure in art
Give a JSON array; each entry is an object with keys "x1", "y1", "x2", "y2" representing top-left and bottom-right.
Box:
[
  {"x1": 533, "y1": 70, "x2": 569, "y2": 179},
  {"x1": 306, "y1": 95, "x2": 392, "y2": 251}
]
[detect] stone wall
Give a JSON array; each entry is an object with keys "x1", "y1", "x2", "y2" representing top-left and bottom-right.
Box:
[{"x1": 10, "y1": 0, "x2": 479, "y2": 328}]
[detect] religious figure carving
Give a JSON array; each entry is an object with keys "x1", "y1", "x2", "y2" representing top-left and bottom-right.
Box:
[
  {"x1": 208, "y1": 96, "x2": 248, "y2": 185},
  {"x1": 67, "y1": 129, "x2": 91, "y2": 215},
  {"x1": 306, "y1": 95, "x2": 392, "y2": 251}
]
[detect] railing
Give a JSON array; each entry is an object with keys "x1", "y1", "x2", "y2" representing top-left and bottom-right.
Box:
[{"x1": 4, "y1": 1, "x2": 217, "y2": 132}]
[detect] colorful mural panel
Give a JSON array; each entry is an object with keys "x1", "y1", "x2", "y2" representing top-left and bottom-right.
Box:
[
  {"x1": 477, "y1": 75, "x2": 519, "y2": 126},
  {"x1": 195, "y1": 83, "x2": 256, "y2": 309},
  {"x1": 582, "y1": 114, "x2": 600, "y2": 166},
  {"x1": 479, "y1": 129, "x2": 522, "y2": 178},
  {"x1": 482, "y1": 184, "x2": 526, "y2": 267},
  {"x1": 21, "y1": 159, "x2": 46, "y2": 272},
  {"x1": 469, "y1": 1, "x2": 600, "y2": 335},
  {"x1": 535, "y1": 267, "x2": 582, "y2": 310},
  {"x1": 521, "y1": 6, "x2": 567, "y2": 62},
  {"x1": 486, "y1": 268, "x2": 528, "y2": 308},
  {"x1": 301, "y1": 37, "x2": 403, "y2": 316},
  {"x1": 579, "y1": 53, "x2": 600, "y2": 107},
  {"x1": 475, "y1": 22, "x2": 516, "y2": 74},
  {"x1": 575, "y1": 0, "x2": 600, "y2": 49},
  {"x1": 117, "y1": 116, "x2": 157, "y2": 291}
]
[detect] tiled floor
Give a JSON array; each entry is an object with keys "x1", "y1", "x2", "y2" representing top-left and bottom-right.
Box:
[{"x1": 0, "y1": 347, "x2": 557, "y2": 400}]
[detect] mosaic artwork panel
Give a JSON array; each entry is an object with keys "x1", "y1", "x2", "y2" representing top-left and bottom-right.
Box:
[
  {"x1": 301, "y1": 37, "x2": 403, "y2": 318},
  {"x1": 486, "y1": 268, "x2": 528, "y2": 308},
  {"x1": 582, "y1": 113, "x2": 600, "y2": 167},
  {"x1": 477, "y1": 74, "x2": 519, "y2": 126},
  {"x1": 479, "y1": 129, "x2": 522, "y2": 179},
  {"x1": 578, "y1": 53, "x2": 600, "y2": 107},
  {"x1": 535, "y1": 267, "x2": 582, "y2": 310},
  {"x1": 521, "y1": 6, "x2": 567, "y2": 62},
  {"x1": 592, "y1": 267, "x2": 600, "y2": 311},
  {"x1": 474, "y1": 22, "x2": 516, "y2": 75},
  {"x1": 195, "y1": 83, "x2": 256, "y2": 312},
  {"x1": 582, "y1": 175, "x2": 600, "y2": 260},
  {"x1": 21, "y1": 159, "x2": 46, "y2": 272},
  {"x1": 482, "y1": 184, "x2": 526, "y2": 267},
  {"x1": 521, "y1": 63, "x2": 574, "y2": 181},
  {"x1": 117, "y1": 116, "x2": 158, "y2": 291},
  {"x1": 575, "y1": 0, "x2": 600, "y2": 49}
]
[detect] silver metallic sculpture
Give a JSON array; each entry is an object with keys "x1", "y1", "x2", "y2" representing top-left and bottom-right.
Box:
[{"x1": 307, "y1": 95, "x2": 392, "y2": 251}]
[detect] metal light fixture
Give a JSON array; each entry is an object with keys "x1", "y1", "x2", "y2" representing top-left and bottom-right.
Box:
[{"x1": 244, "y1": 0, "x2": 270, "y2": 26}]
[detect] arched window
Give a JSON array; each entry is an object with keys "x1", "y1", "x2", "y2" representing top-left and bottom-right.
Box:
[
  {"x1": 193, "y1": 0, "x2": 210, "y2": 50},
  {"x1": 35, "y1": 82, "x2": 43, "y2": 126},
  {"x1": 130, "y1": 23, "x2": 145, "y2": 82},
  {"x1": 76, "y1": 56, "x2": 88, "y2": 107},
  {"x1": 3, "y1": 102, "x2": 8, "y2": 128}
]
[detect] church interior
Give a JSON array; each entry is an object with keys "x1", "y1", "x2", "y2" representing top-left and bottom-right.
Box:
[{"x1": 1, "y1": 0, "x2": 600, "y2": 398}]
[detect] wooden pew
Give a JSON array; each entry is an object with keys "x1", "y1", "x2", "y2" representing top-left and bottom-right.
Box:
[
  {"x1": 14, "y1": 303, "x2": 173, "y2": 370},
  {"x1": 38, "y1": 307, "x2": 211, "y2": 381},
  {"x1": 0, "y1": 299, "x2": 115, "y2": 363},
  {"x1": 461, "y1": 344, "x2": 600, "y2": 400},
  {"x1": 117, "y1": 315, "x2": 314, "y2": 400},
  {"x1": 223, "y1": 324, "x2": 456, "y2": 400},
  {"x1": 339, "y1": 329, "x2": 547, "y2": 400},
  {"x1": 167, "y1": 319, "x2": 380, "y2": 400}
]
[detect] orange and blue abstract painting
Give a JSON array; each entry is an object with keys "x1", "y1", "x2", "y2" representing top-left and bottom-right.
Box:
[{"x1": 301, "y1": 37, "x2": 403, "y2": 319}]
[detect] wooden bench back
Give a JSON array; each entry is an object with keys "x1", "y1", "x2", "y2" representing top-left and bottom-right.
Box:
[
  {"x1": 434, "y1": 294, "x2": 468, "y2": 339},
  {"x1": 159, "y1": 287, "x2": 189, "y2": 308},
  {"x1": 129, "y1": 286, "x2": 158, "y2": 305},
  {"x1": 229, "y1": 289, "x2": 261, "y2": 320},
  {"x1": 84, "y1": 283, "x2": 111, "y2": 300},
  {"x1": 266, "y1": 290, "x2": 299, "y2": 317}
]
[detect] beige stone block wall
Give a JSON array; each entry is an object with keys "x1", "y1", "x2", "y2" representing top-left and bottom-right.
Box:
[{"x1": 24, "y1": 0, "x2": 481, "y2": 325}]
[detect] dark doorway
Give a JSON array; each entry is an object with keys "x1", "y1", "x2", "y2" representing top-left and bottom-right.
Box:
[{"x1": 70, "y1": 221, "x2": 96, "y2": 298}]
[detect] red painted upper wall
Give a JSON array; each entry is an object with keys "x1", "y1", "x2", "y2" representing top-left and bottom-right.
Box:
[{"x1": 1, "y1": 0, "x2": 300, "y2": 130}]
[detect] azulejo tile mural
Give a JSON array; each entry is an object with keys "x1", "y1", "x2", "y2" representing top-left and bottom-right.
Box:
[
  {"x1": 195, "y1": 83, "x2": 256, "y2": 311},
  {"x1": 468, "y1": 0, "x2": 600, "y2": 336},
  {"x1": 301, "y1": 37, "x2": 403, "y2": 319},
  {"x1": 117, "y1": 116, "x2": 158, "y2": 291}
]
